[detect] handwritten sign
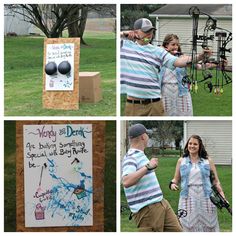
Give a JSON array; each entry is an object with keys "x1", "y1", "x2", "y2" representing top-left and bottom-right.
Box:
[
  {"x1": 45, "y1": 43, "x2": 74, "y2": 91},
  {"x1": 23, "y1": 124, "x2": 93, "y2": 227}
]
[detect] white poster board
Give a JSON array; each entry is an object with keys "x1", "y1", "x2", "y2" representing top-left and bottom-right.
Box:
[
  {"x1": 45, "y1": 43, "x2": 74, "y2": 91},
  {"x1": 23, "y1": 124, "x2": 93, "y2": 227}
]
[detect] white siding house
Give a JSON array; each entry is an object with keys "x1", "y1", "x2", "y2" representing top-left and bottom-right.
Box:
[
  {"x1": 150, "y1": 4, "x2": 232, "y2": 66},
  {"x1": 4, "y1": 8, "x2": 35, "y2": 35},
  {"x1": 184, "y1": 120, "x2": 232, "y2": 165},
  {"x1": 120, "y1": 120, "x2": 232, "y2": 166}
]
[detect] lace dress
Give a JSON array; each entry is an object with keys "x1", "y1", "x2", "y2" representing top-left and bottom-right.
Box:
[{"x1": 178, "y1": 163, "x2": 219, "y2": 232}]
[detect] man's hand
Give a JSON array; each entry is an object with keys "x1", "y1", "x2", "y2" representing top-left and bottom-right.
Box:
[
  {"x1": 121, "y1": 31, "x2": 140, "y2": 41},
  {"x1": 148, "y1": 158, "x2": 158, "y2": 169}
]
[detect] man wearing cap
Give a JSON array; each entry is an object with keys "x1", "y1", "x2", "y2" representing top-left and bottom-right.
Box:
[
  {"x1": 120, "y1": 18, "x2": 210, "y2": 116},
  {"x1": 122, "y1": 123, "x2": 182, "y2": 232}
]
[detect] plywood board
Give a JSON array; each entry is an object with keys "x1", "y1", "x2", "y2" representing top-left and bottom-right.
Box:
[{"x1": 42, "y1": 38, "x2": 80, "y2": 110}]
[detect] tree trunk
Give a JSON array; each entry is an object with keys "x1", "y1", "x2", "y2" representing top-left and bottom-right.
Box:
[{"x1": 67, "y1": 6, "x2": 88, "y2": 45}]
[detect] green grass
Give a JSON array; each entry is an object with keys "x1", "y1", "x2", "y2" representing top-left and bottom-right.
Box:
[
  {"x1": 4, "y1": 121, "x2": 116, "y2": 232},
  {"x1": 120, "y1": 70, "x2": 232, "y2": 116},
  {"x1": 191, "y1": 81, "x2": 232, "y2": 116},
  {"x1": 4, "y1": 33, "x2": 116, "y2": 116},
  {"x1": 121, "y1": 156, "x2": 232, "y2": 232}
]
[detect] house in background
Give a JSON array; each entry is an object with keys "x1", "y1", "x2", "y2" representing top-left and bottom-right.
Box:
[
  {"x1": 149, "y1": 4, "x2": 232, "y2": 66},
  {"x1": 184, "y1": 120, "x2": 232, "y2": 165},
  {"x1": 121, "y1": 120, "x2": 232, "y2": 165},
  {"x1": 4, "y1": 7, "x2": 35, "y2": 35}
]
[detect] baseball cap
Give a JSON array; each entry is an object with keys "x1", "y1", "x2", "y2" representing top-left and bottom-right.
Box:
[
  {"x1": 133, "y1": 18, "x2": 156, "y2": 33},
  {"x1": 128, "y1": 123, "x2": 153, "y2": 139}
]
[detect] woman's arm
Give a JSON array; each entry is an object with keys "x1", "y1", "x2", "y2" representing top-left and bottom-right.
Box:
[
  {"x1": 170, "y1": 157, "x2": 182, "y2": 191},
  {"x1": 209, "y1": 157, "x2": 225, "y2": 198},
  {"x1": 196, "y1": 59, "x2": 228, "y2": 70}
]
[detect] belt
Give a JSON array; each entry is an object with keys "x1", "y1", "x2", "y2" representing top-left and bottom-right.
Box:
[{"x1": 126, "y1": 98, "x2": 160, "y2": 104}]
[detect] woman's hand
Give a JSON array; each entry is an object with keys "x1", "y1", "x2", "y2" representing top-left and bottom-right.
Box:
[
  {"x1": 169, "y1": 180, "x2": 179, "y2": 191},
  {"x1": 215, "y1": 183, "x2": 226, "y2": 199},
  {"x1": 171, "y1": 182, "x2": 179, "y2": 191}
]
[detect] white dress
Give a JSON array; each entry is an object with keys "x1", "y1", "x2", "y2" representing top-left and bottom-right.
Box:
[
  {"x1": 178, "y1": 163, "x2": 219, "y2": 232},
  {"x1": 161, "y1": 66, "x2": 193, "y2": 116}
]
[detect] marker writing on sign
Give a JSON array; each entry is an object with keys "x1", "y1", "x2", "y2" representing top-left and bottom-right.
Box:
[
  {"x1": 65, "y1": 125, "x2": 91, "y2": 138},
  {"x1": 29, "y1": 125, "x2": 57, "y2": 142}
]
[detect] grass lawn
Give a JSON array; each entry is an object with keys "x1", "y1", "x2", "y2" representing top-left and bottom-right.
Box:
[
  {"x1": 4, "y1": 121, "x2": 116, "y2": 232},
  {"x1": 121, "y1": 156, "x2": 232, "y2": 232},
  {"x1": 120, "y1": 71, "x2": 232, "y2": 116},
  {"x1": 4, "y1": 32, "x2": 116, "y2": 116}
]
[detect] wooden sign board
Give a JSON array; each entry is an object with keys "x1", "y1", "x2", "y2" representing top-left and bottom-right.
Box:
[
  {"x1": 42, "y1": 38, "x2": 80, "y2": 110},
  {"x1": 16, "y1": 121, "x2": 105, "y2": 232}
]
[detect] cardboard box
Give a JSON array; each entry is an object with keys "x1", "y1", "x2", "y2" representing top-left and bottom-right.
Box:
[{"x1": 79, "y1": 72, "x2": 102, "y2": 103}]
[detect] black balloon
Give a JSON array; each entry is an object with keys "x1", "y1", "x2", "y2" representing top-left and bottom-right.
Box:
[
  {"x1": 58, "y1": 61, "x2": 71, "y2": 75},
  {"x1": 45, "y1": 62, "x2": 57, "y2": 75}
]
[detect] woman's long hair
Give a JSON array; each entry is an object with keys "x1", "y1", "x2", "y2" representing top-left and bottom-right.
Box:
[
  {"x1": 162, "y1": 34, "x2": 182, "y2": 55},
  {"x1": 183, "y1": 135, "x2": 208, "y2": 159}
]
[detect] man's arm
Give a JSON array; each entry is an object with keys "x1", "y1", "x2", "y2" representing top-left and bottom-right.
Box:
[
  {"x1": 122, "y1": 158, "x2": 158, "y2": 188},
  {"x1": 120, "y1": 31, "x2": 139, "y2": 40},
  {"x1": 174, "y1": 54, "x2": 203, "y2": 68},
  {"x1": 174, "y1": 50, "x2": 212, "y2": 68},
  {"x1": 122, "y1": 166, "x2": 149, "y2": 188}
]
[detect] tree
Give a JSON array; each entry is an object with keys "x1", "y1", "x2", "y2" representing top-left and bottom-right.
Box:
[
  {"x1": 169, "y1": 121, "x2": 184, "y2": 150},
  {"x1": 5, "y1": 4, "x2": 116, "y2": 44},
  {"x1": 5, "y1": 4, "x2": 80, "y2": 38},
  {"x1": 66, "y1": 4, "x2": 116, "y2": 44},
  {"x1": 66, "y1": 5, "x2": 88, "y2": 44},
  {"x1": 129, "y1": 121, "x2": 183, "y2": 151},
  {"x1": 121, "y1": 4, "x2": 164, "y2": 30}
]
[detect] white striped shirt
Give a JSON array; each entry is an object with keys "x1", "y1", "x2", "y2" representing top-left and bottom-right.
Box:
[
  {"x1": 122, "y1": 148, "x2": 163, "y2": 213},
  {"x1": 120, "y1": 40, "x2": 177, "y2": 99}
]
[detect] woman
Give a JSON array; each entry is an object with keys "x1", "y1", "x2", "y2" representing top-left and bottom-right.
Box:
[
  {"x1": 170, "y1": 135, "x2": 225, "y2": 232},
  {"x1": 160, "y1": 34, "x2": 193, "y2": 116}
]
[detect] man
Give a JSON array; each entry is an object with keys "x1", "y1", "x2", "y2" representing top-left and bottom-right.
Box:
[
  {"x1": 120, "y1": 18, "x2": 209, "y2": 116},
  {"x1": 122, "y1": 123, "x2": 182, "y2": 232}
]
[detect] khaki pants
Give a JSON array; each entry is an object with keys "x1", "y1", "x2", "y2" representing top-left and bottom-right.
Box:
[
  {"x1": 124, "y1": 100, "x2": 165, "y2": 116},
  {"x1": 132, "y1": 199, "x2": 183, "y2": 232}
]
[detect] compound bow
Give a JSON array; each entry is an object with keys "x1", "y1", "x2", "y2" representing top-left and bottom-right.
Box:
[{"x1": 186, "y1": 6, "x2": 232, "y2": 94}]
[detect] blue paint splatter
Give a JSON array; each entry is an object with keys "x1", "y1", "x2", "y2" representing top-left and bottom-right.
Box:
[{"x1": 44, "y1": 158, "x2": 93, "y2": 226}]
